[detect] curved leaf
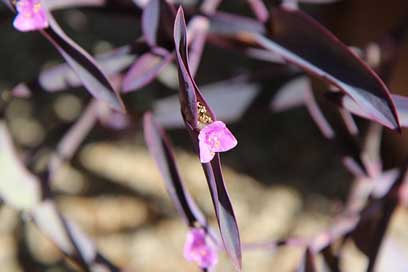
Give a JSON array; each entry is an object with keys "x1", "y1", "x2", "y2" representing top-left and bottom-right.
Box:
[
  {"x1": 352, "y1": 163, "x2": 408, "y2": 272},
  {"x1": 48, "y1": 100, "x2": 99, "y2": 181},
  {"x1": 328, "y1": 93, "x2": 408, "y2": 128},
  {"x1": 43, "y1": 0, "x2": 106, "y2": 10},
  {"x1": 209, "y1": 12, "x2": 265, "y2": 36},
  {"x1": 143, "y1": 112, "x2": 207, "y2": 227},
  {"x1": 272, "y1": 76, "x2": 367, "y2": 176},
  {"x1": 252, "y1": 7, "x2": 400, "y2": 130},
  {"x1": 40, "y1": 10, "x2": 125, "y2": 111},
  {"x1": 32, "y1": 201, "x2": 120, "y2": 271},
  {"x1": 174, "y1": 8, "x2": 200, "y2": 128},
  {"x1": 271, "y1": 76, "x2": 310, "y2": 112},
  {"x1": 39, "y1": 46, "x2": 134, "y2": 93},
  {"x1": 122, "y1": 52, "x2": 173, "y2": 93},
  {"x1": 142, "y1": 0, "x2": 176, "y2": 48},
  {"x1": 297, "y1": 248, "x2": 317, "y2": 272},
  {"x1": 307, "y1": 81, "x2": 367, "y2": 176},
  {"x1": 174, "y1": 8, "x2": 242, "y2": 271}
]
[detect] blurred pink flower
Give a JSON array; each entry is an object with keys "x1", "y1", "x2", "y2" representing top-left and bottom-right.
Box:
[
  {"x1": 13, "y1": 0, "x2": 49, "y2": 32},
  {"x1": 184, "y1": 228, "x2": 218, "y2": 269},
  {"x1": 198, "y1": 121, "x2": 237, "y2": 163}
]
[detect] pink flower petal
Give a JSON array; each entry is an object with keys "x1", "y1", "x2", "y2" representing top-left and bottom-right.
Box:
[
  {"x1": 199, "y1": 139, "x2": 215, "y2": 163},
  {"x1": 184, "y1": 228, "x2": 218, "y2": 269},
  {"x1": 13, "y1": 0, "x2": 49, "y2": 32},
  {"x1": 198, "y1": 121, "x2": 237, "y2": 163}
]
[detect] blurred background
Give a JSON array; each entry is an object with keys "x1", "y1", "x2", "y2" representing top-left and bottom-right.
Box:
[{"x1": 1, "y1": 0, "x2": 408, "y2": 271}]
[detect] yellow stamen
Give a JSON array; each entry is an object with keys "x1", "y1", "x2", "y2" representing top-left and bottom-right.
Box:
[
  {"x1": 197, "y1": 102, "x2": 213, "y2": 126},
  {"x1": 33, "y1": 2, "x2": 41, "y2": 13}
]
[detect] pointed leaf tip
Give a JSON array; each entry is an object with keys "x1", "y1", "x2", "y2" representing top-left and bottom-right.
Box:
[
  {"x1": 40, "y1": 11, "x2": 126, "y2": 113},
  {"x1": 255, "y1": 7, "x2": 400, "y2": 131}
]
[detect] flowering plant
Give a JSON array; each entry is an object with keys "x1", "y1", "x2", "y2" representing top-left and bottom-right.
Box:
[{"x1": 1, "y1": 0, "x2": 408, "y2": 271}]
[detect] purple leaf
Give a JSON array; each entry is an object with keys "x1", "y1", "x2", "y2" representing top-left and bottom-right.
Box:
[
  {"x1": 40, "y1": 10, "x2": 125, "y2": 111},
  {"x1": 187, "y1": 16, "x2": 209, "y2": 77},
  {"x1": 328, "y1": 93, "x2": 408, "y2": 128},
  {"x1": 206, "y1": 12, "x2": 281, "y2": 63},
  {"x1": 200, "y1": 0, "x2": 223, "y2": 14},
  {"x1": 308, "y1": 83, "x2": 367, "y2": 176},
  {"x1": 174, "y1": 8, "x2": 200, "y2": 128},
  {"x1": 43, "y1": 0, "x2": 106, "y2": 10},
  {"x1": 246, "y1": 0, "x2": 268, "y2": 22},
  {"x1": 174, "y1": 8, "x2": 242, "y2": 271},
  {"x1": 143, "y1": 112, "x2": 207, "y2": 227},
  {"x1": 297, "y1": 248, "x2": 317, "y2": 272},
  {"x1": 48, "y1": 100, "x2": 99, "y2": 181},
  {"x1": 271, "y1": 76, "x2": 310, "y2": 112},
  {"x1": 32, "y1": 201, "x2": 96, "y2": 264},
  {"x1": 393, "y1": 95, "x2": 408, "y2": 127},
  {"x1": 351, "y1": 162, "x2": 408, "y2": 271},
  {"x1": 207, "y1": 33, "x2": 284, "y2": 63},
  {"x1": 122, "y1": 52, "x2": 173, "y2": 93},
  {"x1": 203, "y1": 155, "x2": 242, "y2": 271},
  {"x1": 142, "y1": 0, "x2": 176, "y2": 48},
  {"x1": 1, "y1": 0, "x2": 14, "y2": 11},
  {"x1": 252, "y1": 7, "x2": 400, "y2": 130},
  {"x1": 272, "y1": 76, "x2": 367, "y2": 175},
  {"x1": 39, "y1": 46, "x2": 134, "y2": 93},
  {"x1": 209, "y1": 12, "x2": 265, "y2": 36},
  {"x1": 32, "y1": 201, "x2": 120, "y2": 271}
]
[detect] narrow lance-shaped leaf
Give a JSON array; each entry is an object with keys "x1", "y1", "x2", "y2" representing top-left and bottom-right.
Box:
[
  {"x1": 48, "y1": 99, "x2": 100, "y2": 182},
  {"x1": 298, "y1": 248, "x2": 317, "y2": 272},
  {"x1": 39, "y1": 7, "x2": 125, "y2": 111},
  {"x1": 43, "y1": 0, "x2": 106, "y2": 10},
  {"x1": 39, "y1": 46, "x2": 134, "y2": 93},
  {"x1": 0, "y1": 121, "x2": 119, "y2": 271},
  {"x1": 308, "y1": 80, "x2": 367, "y2": 176},
  {"x1": 206, "y1": 13, "x2": 281, "y2": 62},
  {"x1": 209, "y1": 11, "x2": 265, "y2": 36},
  {"x1": 352, "y1": 161, "x2": 408, "y2": 272},
  {"x1": 187, "y1": 15, "x2": 209, "y2": 77},
  {"x1": 331, "y1": 93, "x2": 408, "y2": 128},
  {"x1": 246, "y1": 0, "x2": 268, "y2": 22},
  {"x1": 272, "y1": 76, "x2": 367, "y2": 176},
  {"x1": 143, "y1": 112, "x2": 207, "y2": 227},
  {"x1": 142, "y1": 0, "x2": 176, "y2": 48},
  {"x1": 122, "y1": 51, "x2": 173, "y2": 93},
  {"x1": 1, "y1": 0, "x2": 13, "y2": 10},
  {"x1": 252, "y1": 7, "x2": 400, "y2": 130},
  {"x1": 32, "y1": 201, "x2": 120, "y2": 271},
  {"x1": 174, "y1": 8, "x2": 242, "y2": 271}
]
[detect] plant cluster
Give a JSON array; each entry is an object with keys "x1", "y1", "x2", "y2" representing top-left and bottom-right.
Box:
[{"x1": 1, "y1": 0, "x2": 408, "y2": 271}]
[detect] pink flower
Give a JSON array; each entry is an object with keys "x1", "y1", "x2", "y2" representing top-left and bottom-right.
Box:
[
  {"x1": 184, "y1": 228, "x2": 218, "y2": 269},
  {"x1": 198, "y1": 121, "x2": 237, "y2": 163},
  {"x1": 13, "y1": 0, "x2": 49, "y2": 32}
]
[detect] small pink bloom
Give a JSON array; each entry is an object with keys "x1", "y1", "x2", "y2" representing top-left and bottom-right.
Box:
[
  {"x1": 13, "y1": 0, "x2": 49, "y2": 32},
  {"x1": 184, "y1": 228, "x2": 218, "y2": 269},
  {"x1": 198, "y1": 121, "x2": 237, "y2": 163}
]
